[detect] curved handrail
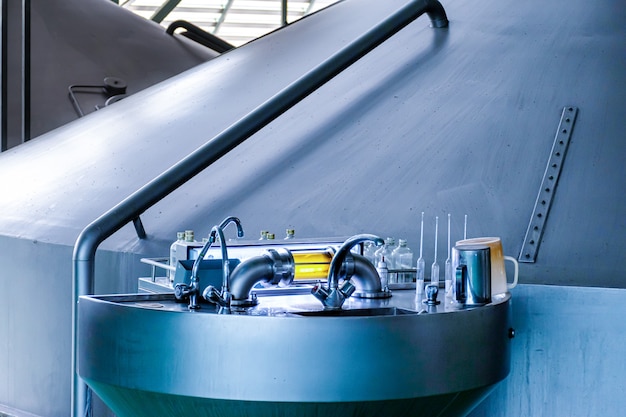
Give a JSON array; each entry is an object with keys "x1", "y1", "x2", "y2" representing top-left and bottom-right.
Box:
[
  {"x1": 71, "y1": 1, "x2": 448, "y2": 415},
  {"x1": 166, "y1": 20, "x2": 235, "y2": 53}
]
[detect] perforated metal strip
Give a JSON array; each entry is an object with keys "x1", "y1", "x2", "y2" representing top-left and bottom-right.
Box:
[{"x1": 519, "y1": 106, "x2": 578, "y2": 263}]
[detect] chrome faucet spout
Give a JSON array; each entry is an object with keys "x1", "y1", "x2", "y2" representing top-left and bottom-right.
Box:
[
  {"x1": 312, "y1": 234, "x2": 384, "y2": 310},
  {"x1": 328, "y1": 234, "x2": 384, "y2": 290},
  {"x1": 208, "y1": 225, "x2": 231, "y2": 299},
  {"x1": 175, "y1": 216, "x2": 244, "y2": 310},
  {"x1": 218, "y1": 216, "x2": 245, "y2": 238}
]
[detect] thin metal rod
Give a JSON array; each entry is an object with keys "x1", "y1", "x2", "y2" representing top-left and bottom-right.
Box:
[
  {"x1": 213, "y1": 0, "x2": 235, "y2": 34},
  {"x1": 1, "y1": 0, "x2": 7, "y2": 151},
  {"x1": 304, "y1": 0, "x2": 318, "y2": 15},
  {"x1": 21, "y1": 0, "x2": 30, "y2": 143},
  {"x1": 282, "y1": 0, "x2": 288, "y2": 26},
  {"x1": 71, "y1": 1, "x2": 448, "y2": 416}
]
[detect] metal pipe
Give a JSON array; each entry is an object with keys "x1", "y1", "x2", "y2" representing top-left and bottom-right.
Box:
[
  {"x1": 228, "y1": 248, "x2": 294, "y2": 304},
  {"x1": 281, "y1": 0, "x2": 288, "y2": 26},
  {"x1": 351, "y1": 253, "x2": 384, "y2": 293},
  {"x1": 1, "y1": 0, "x2": 7, "y2": 151},
  {"x1": 327, "y1": 234, "x2": 384, "y2": 290},
  {"x1": 166, "y1": 20, "x2": 234, "y2": 53},
  {"x1": 71, "y1": 1, "x2": 448, "y2": 415},
  {"x1": 21, "y1": 0, "x2": 30, "y2": 143}
]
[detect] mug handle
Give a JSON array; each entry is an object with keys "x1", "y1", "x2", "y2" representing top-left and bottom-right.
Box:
[{"x1": 504, "y1": 256, "x2": 519, "y2": 289}]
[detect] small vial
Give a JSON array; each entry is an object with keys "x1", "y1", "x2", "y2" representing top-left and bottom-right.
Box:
[
  {"x1": 377, "y1": 257, "x2": 389, "y2": 291},
  {"x1": 284, "y1": 229, "x2": 295, "y2": 240},
  {"x1": 266, "y1": 233, "x2": 275, "y2": 240},
  {"x1": 259, "y1": 230, "x2": 268, "y2": 240},
  {"x1": 416, "y1": 257, "x2": 425, "y2": 301},
  {"x1": 445, "y1": 258, "x2": 453, "y2": 299},
  {"x1": 374, "y1": 237, "x2": 395, "y2": 283}
]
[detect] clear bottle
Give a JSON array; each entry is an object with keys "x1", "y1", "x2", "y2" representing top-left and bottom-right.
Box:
[
  {"x1": 392, "y1": 239, "x2": 414, "y2": 283},
  {"x1": 375, "y1": 237, "x2": 395, "y2": 283},
  {"x1": 363, "y1": 241, "x2": 377, "y2": 265},
  {"x1": 169, "y1": 231, "x2": 185, "y2": 282},
  {"x1": 266, "y1": 233, "x2": 275, "y2": 240},
  {"x1": 259, "y1": 230, "x2": 268, "y2": 240},
  {"x1": 284, "y1": 228, "x2": 295, "y2": 240}
]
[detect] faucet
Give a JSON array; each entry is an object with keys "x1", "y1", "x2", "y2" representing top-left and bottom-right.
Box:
[
  {"x1": 312, "y1": 234, "x2": 384, "y2": 310},
  {"x1": 174, "y1": 216, "x2": 244, "y2": 310}
]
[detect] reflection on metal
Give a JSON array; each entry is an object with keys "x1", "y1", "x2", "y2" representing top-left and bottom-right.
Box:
[
  {"x1": 166, "y1": 20, "x2": 234, "y2": 53},
  {"x1": 72, "y1": 3, "x2": 449, "y2": 414},
  {"x1": 68, "y1": 77, "x2": 128, "y2": 117},
  {"x1": 519, "y1": 107, "x2": 578, "y2": 263}
]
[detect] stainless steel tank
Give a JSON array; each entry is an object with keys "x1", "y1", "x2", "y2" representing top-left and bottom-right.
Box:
[
  {"x1": 0, "y1": 0, "x2": 624, "y2": 416},
  {"x1": 78, "y1": 290, "x2": 512, "y2": 417}
]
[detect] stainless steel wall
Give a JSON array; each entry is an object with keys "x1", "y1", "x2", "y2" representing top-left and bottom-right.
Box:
[
  {"x1": 469, "y1": 285, "x2": 626, "y2": 417},
  {"x1": 0, "y1": 0, "x2": 624, "y2": 415}
]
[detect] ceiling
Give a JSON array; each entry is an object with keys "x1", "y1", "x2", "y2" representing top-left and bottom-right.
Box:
[{"x1": 120, "y1": 0, "x2": 340, "y2": 46}]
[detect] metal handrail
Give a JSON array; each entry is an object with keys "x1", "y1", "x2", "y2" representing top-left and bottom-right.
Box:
[
  {"x1": 166, "y1": 20, "x2": 235, "y2": 53},
  {"x1": 71, "y1": 1, "x2": 448, "y2": 415}
]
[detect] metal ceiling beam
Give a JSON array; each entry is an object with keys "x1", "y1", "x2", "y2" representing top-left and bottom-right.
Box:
[
  {"x1": 305, "y1": 0, "x2": 318, "y2": 15},
  {"x1": 213, "y1": 0, "x2": 235, "y2": 34},
  {"x1": 150, "y1": 0, "x2": 183, "y2": 24},
  {"x1": 282, "y1": 0, "x2": 288, "y2": 26}
]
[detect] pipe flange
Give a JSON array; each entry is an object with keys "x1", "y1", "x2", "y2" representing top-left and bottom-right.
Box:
[
  {"x1": 353, "y1": 289, "x2": 393, "y2": 299},
  {"x1": 230, "y1": 293, "x2": 259, "y2": 307},
  {"x1": 266, "y1": 248, "x2": 295, "y2": 286}
]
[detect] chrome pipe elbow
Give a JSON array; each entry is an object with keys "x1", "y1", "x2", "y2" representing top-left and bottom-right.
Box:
[
  {"x1": 351, "y1": 253, "x2": 392, "y2": 299},
  {"x1": 226, "y1": 248, "x2": 295, "y2": 307},
  {"x1": 327, "y1": 234, "x2": 384, "y2": 290}
]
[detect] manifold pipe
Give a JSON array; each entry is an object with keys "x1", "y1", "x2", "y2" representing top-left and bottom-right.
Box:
[
  {"x1": 71, "y1": 1, "x2": 449, "y2": 415},
  {"x1": 228, "y1": 248, "x2": 295, "y2": 305},
  {"x1": 350, "y1": 253, "x2": 384, "y2": 293}
]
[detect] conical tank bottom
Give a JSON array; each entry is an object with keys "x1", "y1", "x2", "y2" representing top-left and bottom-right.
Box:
[{"x1": 86, "y1": 379, "x2": 498, "y2": 417}]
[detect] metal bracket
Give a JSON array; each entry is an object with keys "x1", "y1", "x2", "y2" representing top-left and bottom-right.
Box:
[
  {"x1": 519, "y1": 106, "x2": 578, "y2": 263},
  {"x1": 133, "y1": 216, "x2": 147, "y2": 240}
]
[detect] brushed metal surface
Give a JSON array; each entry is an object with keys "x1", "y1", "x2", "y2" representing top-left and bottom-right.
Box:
[
  {"x1": 470, "y1": 285, "x2": 626, "y2": 417},
  {"x1": 78, "y1": 290, "x2": 511, "y2": 416}
]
